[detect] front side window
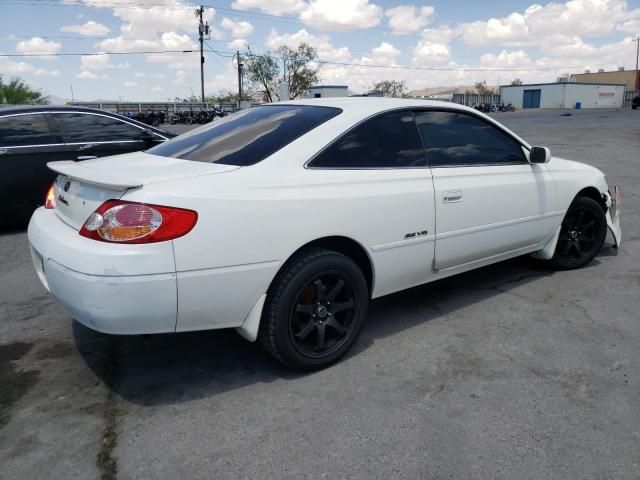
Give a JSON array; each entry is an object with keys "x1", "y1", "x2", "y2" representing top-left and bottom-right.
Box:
[
  {"x1": 54, "y1": 113, "x2": 144, "y2": 143},
  {"x1": 413, "y1": 111, "x2": 526, "y2": 167},
  {"x1": 148, "y1": 105, "x2": 342, "y2": 166},
  {"x1": 309, "y1": 111, "x2": 426, "y2": 168},
  {"x1": 0, "y1": 114, "x2": 56, "y2": 147}
]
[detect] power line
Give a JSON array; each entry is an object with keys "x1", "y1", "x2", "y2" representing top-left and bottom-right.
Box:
[{"x1": 0, "y1": 50, "x2": 197, "y2": 57}]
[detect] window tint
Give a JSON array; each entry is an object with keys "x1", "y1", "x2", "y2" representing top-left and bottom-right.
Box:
[
  {"x1": 309, "y1": 111, "x2": 426, "y2": 168},
  {"x1": 148, "y1": 105, "x2": 341, "y2": 166},
  {"x1": 414, "y1": 111, "x2": 525, "y2": 167},
  {"x1": 55, "y1": 113, "x2": 144, "y2": 143},
  {"x1": 0, "y1": 114, "x2": 56, "y2": 147}
]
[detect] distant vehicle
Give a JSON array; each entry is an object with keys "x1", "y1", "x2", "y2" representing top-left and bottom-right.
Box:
[
  {"x1": 0, "y1": 105, "x2": 174, "y2": 225},
  {"x1": 632, "y1": 95, "x2": 640, "y2": 110},
  {"x1": 28, "y1": 99, "x2": 621, "y2": 370}
]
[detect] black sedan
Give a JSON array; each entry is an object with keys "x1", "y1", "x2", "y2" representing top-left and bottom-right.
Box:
[
  {"x1": 632, "y1": 95, "x2": 640, "y2": 110},
  {"x1": 0, "y1": 105, "x2": 175, "y2": 225}
]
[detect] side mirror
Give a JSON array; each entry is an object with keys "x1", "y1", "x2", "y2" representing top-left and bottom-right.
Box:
[{"x1": 530, "y1": 146, "x2": 551, "y2": 164}]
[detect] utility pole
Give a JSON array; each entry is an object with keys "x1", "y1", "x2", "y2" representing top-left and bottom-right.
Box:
[
  {"x1": 196, "y1": 5, "x2": 209, "y2": 103},
  {"x1": 236, "y1": 50, "x2": 243, "y2": 109},
  {"x1": 634, "y1": 37, "x2": 639, "y2": 72}
]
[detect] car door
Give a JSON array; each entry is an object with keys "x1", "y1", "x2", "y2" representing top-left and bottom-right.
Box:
[
  {"x1": 413, "y1": 109, "x2": 555, "y2": 271},
  {"x1": 51, "y1": 111, "x2": 155, "y2": 160},
  {"x1": 307, "y1": 110, "x2": 436, "y2": 297},
  {"x1": 0, "y1": 112, "x2": 68, "y2": 221}
]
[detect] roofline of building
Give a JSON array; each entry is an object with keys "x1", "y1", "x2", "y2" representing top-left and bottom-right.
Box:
[
  {"x1": 308, "y1": 85, "x2": 348, "y2": 89},
  {"x1": 500, "y1": 82, "x2": 626, "y2": 88},
  {"x1": 574, "y1": 69, "x2": 639, "y2": 75}
]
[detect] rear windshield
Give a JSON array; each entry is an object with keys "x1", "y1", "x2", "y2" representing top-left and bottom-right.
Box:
[{"x1": 148, "y1": 105, "x2": 342, "y2": 166}]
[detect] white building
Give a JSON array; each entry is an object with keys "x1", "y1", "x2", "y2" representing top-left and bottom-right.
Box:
[
  {"x1": 500, "y1": 82, "x2": 625, "y2": 109},
  {"x1": 306, "y1": 85, "x2": 348, "y2": 99}
]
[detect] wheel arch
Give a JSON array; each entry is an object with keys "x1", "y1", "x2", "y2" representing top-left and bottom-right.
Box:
[
  {"x1": 575, "y1": 186, "x2": 607, "y2": 212},
  {"x1": 279, "y1": 236, "x2": 375, "y2": 297}
]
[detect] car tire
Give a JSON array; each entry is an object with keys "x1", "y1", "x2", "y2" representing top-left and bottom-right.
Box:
[
  {"x1": 548, "y1": 196, "x2": 607, "y2": 270},
  {"x1": 259, "y1": 248, "x2": 369, "y2": 370}
]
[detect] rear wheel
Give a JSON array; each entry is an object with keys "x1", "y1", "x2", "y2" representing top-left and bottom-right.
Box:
[
  {"x1": 549, "y1": 196, "x2": 607, "y2": 270},
  {"x1": 259, "y1": 249, "x2": 368, "y2": 370}
]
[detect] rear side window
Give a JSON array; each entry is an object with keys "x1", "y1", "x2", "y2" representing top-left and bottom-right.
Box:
[
  {"x1": 54, "y1": 113, "x2": 145, "y2": 143},
  {"x1": 0, "y1": 114, "x2": 56, "y2": 147},
  {"x1": 308, "y1": 111, "x2": 426, "y2": 168},
  {"x1": 148, "y1": 105, "x2": 342, "y2": 166},
  {"x1": 413, "y1": 111, "x2": 525, "y2": 167}
]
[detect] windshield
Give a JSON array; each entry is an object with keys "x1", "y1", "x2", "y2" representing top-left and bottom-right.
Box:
[{"x1": 148, "y1": 105, "x2": 342, "y2": 166}]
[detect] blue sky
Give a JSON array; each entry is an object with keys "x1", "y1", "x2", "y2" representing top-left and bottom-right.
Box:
[{"x1": 1, "y1": 0, "x2": 639, "y2": 101}]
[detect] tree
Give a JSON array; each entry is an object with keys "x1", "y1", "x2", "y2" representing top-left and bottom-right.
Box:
[
  {"x1": 245, "y1": 48, "x2": 280, "y2": 102},
  {"x1": 206, "y1": 89, "x2": 239, "y2": 104},
  {"x1": 511, "y1": 78, "x2": 523, "y2": 85},
  {"x1": 280, "y1": 43, "x2": 320, "y2": 100},
  {"x1": 244, "y1": 43, "x2": 320, "y2": 102},
  {"x1": 0, "y1": 76, "x2": 49, "y2": 104},
  {"x1": 474, "y1": 80, "x2": 493, "y2": 95},
  {"x1": 369, "y1": 80, "x2": 408, "y2": 97}
]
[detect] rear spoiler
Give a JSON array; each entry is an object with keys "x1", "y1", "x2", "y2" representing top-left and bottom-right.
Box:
[{"x1": 47, "y1": 161, "x2": 143, "y2": 191}]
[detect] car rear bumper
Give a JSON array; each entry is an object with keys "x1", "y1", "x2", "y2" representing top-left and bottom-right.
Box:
[{"x1": 28, "y1": 207, "x2": 177, "y2": 334}]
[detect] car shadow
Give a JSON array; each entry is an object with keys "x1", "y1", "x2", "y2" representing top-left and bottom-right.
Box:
[{"x1": 74, "y1": 251, "x2": 591, "y2": 407}]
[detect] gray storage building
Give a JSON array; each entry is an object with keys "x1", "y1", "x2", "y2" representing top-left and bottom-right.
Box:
[{"x1": 500, "y1": 82, "x2": 625, "y2": 109}]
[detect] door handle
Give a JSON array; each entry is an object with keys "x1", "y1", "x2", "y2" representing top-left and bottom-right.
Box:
[
  {"x1": 443, "y1": 190, "x2": 463, "y2": 203},
  {"x1": 77, "y1": 155, "x2": 98, "y2": 160}
]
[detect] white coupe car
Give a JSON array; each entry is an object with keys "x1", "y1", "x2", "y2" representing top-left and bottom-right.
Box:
[{"x1": 28, "y1": 98, "x2": 621, "y2": 369}]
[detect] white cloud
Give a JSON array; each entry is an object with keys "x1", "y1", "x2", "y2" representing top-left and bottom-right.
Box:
[
  {"x1": 144, "y1": 32, "x2": 199, "y2": 70},
  {"x1": 228, "y1": 38, "x2": 249, "y2": 50},
  {"x1": 385, "y1": 5, "x2": 434, "y2": 35},
  {"x1": 173, "y1": 69, "x2": 188, "y2": 86},
  {"x1": 79, "y1": 53, "x2": 129, "y2": 71},
  {"x1": 0, "y1": 56, "x2": 61, "y2": 77},
  {"x1": 134, "y1": 72, "x2": 146, "y2": 78},
  {"x1": 369, "y1": 42, "x2": 400, "y2": 63},
  {"x1": 61, "y1": 20, "x2": 110, "y2": 36},
  {"x1": 459, "y1": 0, "x2": 628, "y2": 47},
  {"x1": 15, "y1": 37, "x2": 62, "y2": 57},
  {"x1": 412, "y1": 42, "x2": 452, "y2": 68},
  {"x1": 124, "y1": 81, "x2": 138, "y2": 87},
  {"x1": 266, "y1": 28, "x2": 351, "y2": 62},
  {"x1": 299, "y1": 0, "x2": 383, "y2": 31},
  {"x1": 151, "y1": 86, "x2": 163, "y2": 92},
  {"x1": 76, "y1": 70, "x2": 98, "y2": 80},
  {"x1": 231, "y1": 0, "x2": 305, "y2": 16},
  {"x1": 220, "y1": 17, "x2": 254, "y2": 38},
  {"x1": 617, "y1": 8, "x2": 640, "y2": 34}
]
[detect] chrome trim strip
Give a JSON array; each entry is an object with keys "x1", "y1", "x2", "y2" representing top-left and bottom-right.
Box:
[
  {"x1": 436, "y1": 210, "x2": 565, "y2": 240},
  {"x1": 0, "y1": 110, "x2": 169, "y2": 140},
  {"x1": 0, "y1": 140, "x2": 144, "y2": 149}
]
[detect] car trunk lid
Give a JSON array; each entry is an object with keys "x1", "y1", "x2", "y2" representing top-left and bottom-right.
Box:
[{"x1": 48, "y1": 151, "x2": 239, "y2": 229}]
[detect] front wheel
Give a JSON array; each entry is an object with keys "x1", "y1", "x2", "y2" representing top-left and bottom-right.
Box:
[
  {"x1": 259, "y1": 249, "x2": 369, "y2": 370},
  {"x1": 549, "y1": 196, "x2": 607, "y2": 270}
]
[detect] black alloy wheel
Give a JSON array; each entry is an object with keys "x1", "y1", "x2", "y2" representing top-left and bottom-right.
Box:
[
  {"x1": 551, "y1": 196, "x2": 607, "y2": 270},
  {"x1": 290, "y1": 274, "x2": 356, "y2": 358},
  {"x1": 259, "y1": 249, "x2": 368, "y2": 370}
]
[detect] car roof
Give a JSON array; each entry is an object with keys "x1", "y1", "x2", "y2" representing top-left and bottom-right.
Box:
[
  {"x1": 278, "y1": 97, "x2": 476, "y2": 116},
  {"x1": 0, "y1": 104, "x2": 174, "y2": 137},
  {"x1": 0, "y1": 104, "x2": 126, "y2": 115}
]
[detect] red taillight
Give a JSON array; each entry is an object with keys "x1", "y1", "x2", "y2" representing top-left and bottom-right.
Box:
[
  {"x1": 79, "y1": 200, "x2": 197, "y2": 243},
  {"x1": 45, "y1": 182, "x2": 56, "y2": 209}
]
